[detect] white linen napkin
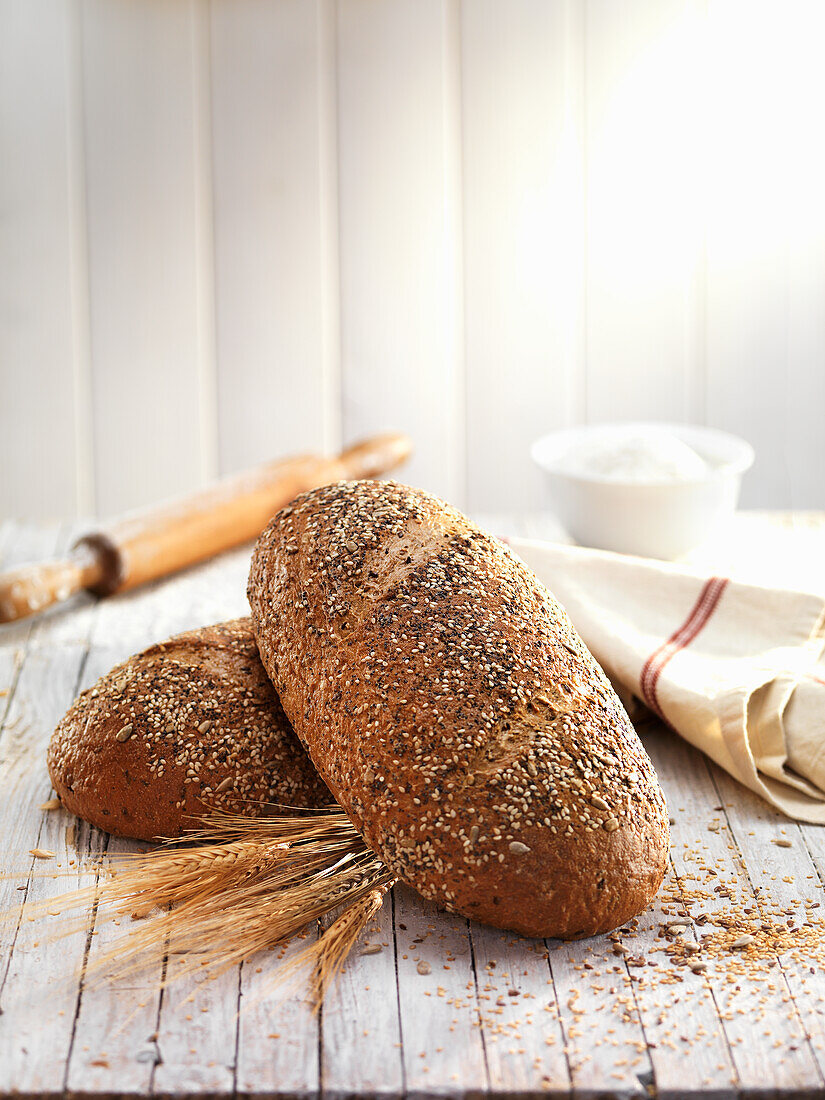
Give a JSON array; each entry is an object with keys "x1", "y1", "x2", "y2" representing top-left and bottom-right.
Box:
[{"x1": 508, "y1": 538, "x2": 825, "y2": 823}]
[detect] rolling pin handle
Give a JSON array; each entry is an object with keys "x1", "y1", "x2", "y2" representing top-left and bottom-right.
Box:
[
  {"x1": 0, "y1": 549, "x2": 103, "y2": 625},
  {"x1": 337, "y1": 433, "x2": 413, "y2": 481},
  {"x1": 0, "y1": 432, "x2": 413, "y2": 625}
]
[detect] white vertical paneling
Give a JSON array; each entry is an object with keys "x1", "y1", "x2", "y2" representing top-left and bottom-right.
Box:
[
  {"x1": 192, "y1": 2, "x2": 219, "y2": 486},
  {"x1": 704, "y1": 0, "x2": 787, "y2": 506},
  {"x1": 786, "y1": 244, "x2": 825, "y2": 510},
  {"x1": 210, "y1": 0, "x2": 340, "y2": 475},
  {"x1": 3, "y1": 0, "x2": 825, "y2": 519},
  {"x1": 0, "y1": 0, "x2": 90, "y2": 520},
  {"x1": 461, "y1": 0, "x2": 585, "y2": 513},
  {"x1": 705, "y1": 264, "x2": 790, "y2": 508},
  {"x1": 336, "y1": 0, "x2": 464, "y2": 504},
  {"x1": 80, "y1": 0, "x2": 214, "y2": 516},
  {"x1": 584, "y1": 0, "x2": 706, "y2": 424},
  {"x1": 705, "y1": 0, "x2": 825, "y2": 509},
  {"x1": 784, "y1": 0, "x2": 825, "y2": 511}
]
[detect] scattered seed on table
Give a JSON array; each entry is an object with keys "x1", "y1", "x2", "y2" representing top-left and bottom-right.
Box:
[{"x1": 730, "y1": 935, "x2": 755, "y2": 949}]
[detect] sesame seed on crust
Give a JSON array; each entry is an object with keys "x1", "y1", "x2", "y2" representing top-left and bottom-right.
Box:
[
  {"x1": 47, "y1": 618, "x2": 330, "y2": 842},
  {"x1": 248, "y1": 480, "x2": 670, "y2": 940}
]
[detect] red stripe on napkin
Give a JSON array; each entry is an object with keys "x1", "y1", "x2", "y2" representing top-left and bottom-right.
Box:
[{"x1": 639, "y1": 576, "x2": 729, "y2": 720}]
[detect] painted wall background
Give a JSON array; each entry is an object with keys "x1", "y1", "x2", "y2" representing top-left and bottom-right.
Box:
[{"x1": 2, "y1": 0, "x2": 824, "y2": 520}]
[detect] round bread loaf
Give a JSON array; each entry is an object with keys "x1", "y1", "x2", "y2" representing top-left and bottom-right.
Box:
[
  {"x1": 248, "y1": 481, "x2": 670, "y2": 939},
  {"x1": 48, "y1": 618, "x2": 330, "y2": 841}
]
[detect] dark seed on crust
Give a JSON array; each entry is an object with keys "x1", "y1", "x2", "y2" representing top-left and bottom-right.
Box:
[{"x1": 247, "y1": 480, "x2": 670, "y2": 940}]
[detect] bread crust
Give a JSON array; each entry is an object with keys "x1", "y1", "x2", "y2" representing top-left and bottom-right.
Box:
[
  {"x1": 248, "y1": 481, "x2": 669, "y2": 939},
  {"x1": 48, "y1": 618, "x2": 330, "y2": 841}
]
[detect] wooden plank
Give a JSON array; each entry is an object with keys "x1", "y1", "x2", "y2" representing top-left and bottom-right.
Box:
[
  {"x1": 0, "y1": 642, "x2": 98, "y2": 1093},
  {"x1": 320, "y1": 889, "x2": 404, "y2": 1100},
  {"x1": 66, "y1": 545, "x2": 311, "y2": 1097},
  {"x1": 336, "y1": 0, "x2": 464, "y2": 505},
  {"x1": 393, "y1": 884, "x2": 488, "y2": 1098},
  {"x1": 80, "y1": 0, "x2": 215, "y2": 516},
  {"x1": 151, "y1": 958, "x2": 238, "y2": 1096},
  {"x1": 8, "y1": 513, "x2": 825, "y2": 1098},
  {"x1": 468, "y1": 922, "x2": 569, "y2": 1095},
  {"x1": 0, "y1": 525, "x2": 78, "y2": 760},
  {"x1": 0, "y1": 526, "x2": 98, "y2": 1095},
  {"x1": 66, "y1": 548, "x2": 250, "y2": 1097},
  {"x1": 520, "y1": 516, "x2": 733, "y2": 1096},
  {"x1": 0, "y1": 2, "x2": 91, "y2": 521},
  {"x1": 210, "y1": 0, "x2": 340, "y2": 474},
  {"x1": 461, "y1": 0, "x2": 584, "y2": 514},
  {"x1": 0, "y1": 524, "x2": 67, "y2": 969},
  {"x1": 634, "y1": 729, "x2": 739, "y2": 1099},
  {"x1": 62, "y1": 645, "x2": 162, "y2": 1099},
  {"x1": 646, "y1": 726, "x2": 823, "y2": 1094},
  {"x1": 627, "y1": 864, "x2": 737, "y2": 1098},
  {"x1": 799, "y1": 811, "x2": 825, "y2": 1070},
  {"x1": 62, "y1": 837, "x2": 162, "y2": 1098},
  {"x1": 235, "y1": 929, "x2": 321, "y2": 1100},
  {"x1": 584, "y1": 0, "x2": 705, "y2": 427},
  {"x1": 520, "y1": 514, "x2": 825, "y2": 1094},
  {"x1": 464, "y1": 510, "x2": 570, "y2": 1093},
  {"x1": 547, "y1": 937, "x2": 650, "y2": 1098},
  {"x1": 711, "y1": 761, "x2": 825, "y2": 1082},
  {"x1": 68, "y1": 821, "x2": 238, "y2": 1097},
  {"x1": 146, "y1": 558, "x2": 249, "y2": 1096}
]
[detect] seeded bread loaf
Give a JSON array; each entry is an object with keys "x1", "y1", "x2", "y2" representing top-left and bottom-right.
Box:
[
  {"x1": 48, "y1": 618, "x2": 330, "y2": 841},
  {"x1": 248, "y1": 481, "x2": 669, "y2": 939}
]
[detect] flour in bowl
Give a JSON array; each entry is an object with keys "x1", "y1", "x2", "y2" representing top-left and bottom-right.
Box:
[{"x1": 559, "y1": 427, "x2": 710, "y2": 483}]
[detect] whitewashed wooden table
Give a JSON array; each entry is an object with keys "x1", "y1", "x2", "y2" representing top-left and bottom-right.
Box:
[{"x1": 2, "y1": 513, "x2": 825, "y2": 1100}]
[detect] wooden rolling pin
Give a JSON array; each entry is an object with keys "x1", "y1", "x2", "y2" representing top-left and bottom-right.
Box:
[{"x1": 0, "y1": 433, "x2": 412, "y2": 624}]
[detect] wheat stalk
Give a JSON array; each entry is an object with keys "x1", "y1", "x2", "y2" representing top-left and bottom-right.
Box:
[
  {"x1": 3, "y1": 805, "x2": 394, "y2": 1003},
  {"x1": 308, "y1": 883, "x2": 394, "y2": 1004},
  {"x1": 2, "y1": 806, "x2": 395, "y2": 1000}
]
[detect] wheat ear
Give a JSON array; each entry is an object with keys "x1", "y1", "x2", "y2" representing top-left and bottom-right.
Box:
[
  {"x1": 310, "y1": 882, "x2": 395, "y2": 1003},
  {"x1": 3, "y1": 806, "x2": 395, "y2": 1003}
]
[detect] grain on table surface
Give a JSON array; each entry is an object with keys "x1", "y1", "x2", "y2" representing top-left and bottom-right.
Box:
[{"x1": 2, "y1": 514, "x2": 825, "y2": 1100}]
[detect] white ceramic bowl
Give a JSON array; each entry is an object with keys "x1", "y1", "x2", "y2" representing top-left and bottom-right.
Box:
[{"x1": 530, "y1": 422, "x2": 755, "y2": 560}]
